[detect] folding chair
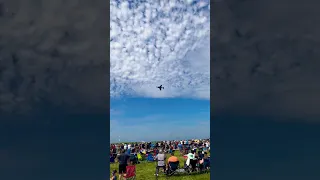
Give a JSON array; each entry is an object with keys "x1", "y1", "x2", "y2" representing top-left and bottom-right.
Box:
[
  {"x1": 124, "y1": 165, "x2": 136, "y2": 180},
  {"x1": 167, "y1": 161, "x2": 180, "y2": 176},
  {"x1": 147, "y1": 154, "x2": 154, "y2": 162}
]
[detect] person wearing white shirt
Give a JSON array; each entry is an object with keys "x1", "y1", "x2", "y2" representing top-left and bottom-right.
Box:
[{"x1": 186, "y1": 150, "x2": 197, "y2": 172}]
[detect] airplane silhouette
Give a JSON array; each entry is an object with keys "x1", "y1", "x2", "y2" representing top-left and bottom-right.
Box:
[{"x1": 157, "y1": 85, "x2": 164, "y2": 91}]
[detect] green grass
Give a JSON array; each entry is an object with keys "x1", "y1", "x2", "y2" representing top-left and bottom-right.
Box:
[{"x1": 110, "y1": 150, "x2": 210, "y2": 180}]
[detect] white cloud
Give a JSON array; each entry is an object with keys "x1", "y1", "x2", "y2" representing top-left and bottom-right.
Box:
[{"x1": 110, "y1": 0, "x2": 210, "y2": 99}]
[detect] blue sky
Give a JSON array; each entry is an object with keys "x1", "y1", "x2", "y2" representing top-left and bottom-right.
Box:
[
  {"x1": 110, "y1": 98, "x2": 210, "y2": 142},
  {"x1": 110, "y1": 0, "x2": 210, "y2": 142}
]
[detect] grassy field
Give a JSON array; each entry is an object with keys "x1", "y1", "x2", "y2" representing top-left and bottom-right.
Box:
[{"x1": 110, "y1": 150, "x2": 210, "y2": 180}]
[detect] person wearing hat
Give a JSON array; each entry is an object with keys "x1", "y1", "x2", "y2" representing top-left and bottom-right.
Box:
[{"x1": 154, "y1": 149, "x2": 166, "y2": 176}]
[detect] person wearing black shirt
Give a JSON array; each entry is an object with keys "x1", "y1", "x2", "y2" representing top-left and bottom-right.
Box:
[{"x1": 117, "y1": 149, "x2": 130, "y2": 180}]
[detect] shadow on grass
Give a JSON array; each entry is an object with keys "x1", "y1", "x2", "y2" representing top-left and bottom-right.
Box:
[{"x1": 155, "y1": 171, "x2": 210, "y2": 179}]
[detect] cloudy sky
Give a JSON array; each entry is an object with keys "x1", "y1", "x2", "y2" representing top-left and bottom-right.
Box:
[
  {"x1": 110, "y1": 0, "x2": 210, "y2": 142},
  {"x1": 110, "y1": 0, "x2": 210, "y2": 99}
]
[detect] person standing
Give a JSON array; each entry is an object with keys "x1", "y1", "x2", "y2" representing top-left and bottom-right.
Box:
[
  {"x1": 186, "y1": 150, "x2": 197, "y2": 172},
  {"x1": 154, "y1": 149, "x2": 166, "y2": 176},
  {"x1": 117, "y1": 149, "x2": 130, "y2": 180}
]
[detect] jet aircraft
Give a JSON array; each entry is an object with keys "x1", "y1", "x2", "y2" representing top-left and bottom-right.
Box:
[{"x1": 157, "y1": 85, "x2": 164, "y2": 90}]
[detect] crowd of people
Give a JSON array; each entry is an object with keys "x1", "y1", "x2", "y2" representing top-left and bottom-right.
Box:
[
  {"x1": 110, "y1": 139, "x2": 210, "y2": 180},
  {"x1": 110, "y1": 139, "x2": 210, "y2": 156}
]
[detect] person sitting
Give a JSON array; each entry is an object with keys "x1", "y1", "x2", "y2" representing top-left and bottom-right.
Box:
[
  {"x1": 154, "y1": 149, "x2": 166, "y2": 176},
  {"x1": 167, "y1": 152, "x2": 179, "y2": 173},
  {"x1": 110, "y1": 170, "x2": 117, "y2": 180},
  {"x1": 110, "y1": 154, "x2": 115, "y2": 163},
  {"x1": 129, "y1": 153, "x2": 138, "y2": 165},
  {"x1": 198, "y1": 149, "x2": 204, "y2": 158},
  {"x1": 155, "y1": 148, "x2": 159, "y2": 155}
]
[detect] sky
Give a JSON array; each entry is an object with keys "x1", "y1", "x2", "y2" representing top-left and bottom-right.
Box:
[
  {"x1": 110, "y1": 98, "x2": 210, "y2": 142},
  {"x1": 110, "y1": 0, "x2": 210, "y2": 142},
  {"x1": 1, "y1": 1, "x2": 320, "y2": 179}
]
